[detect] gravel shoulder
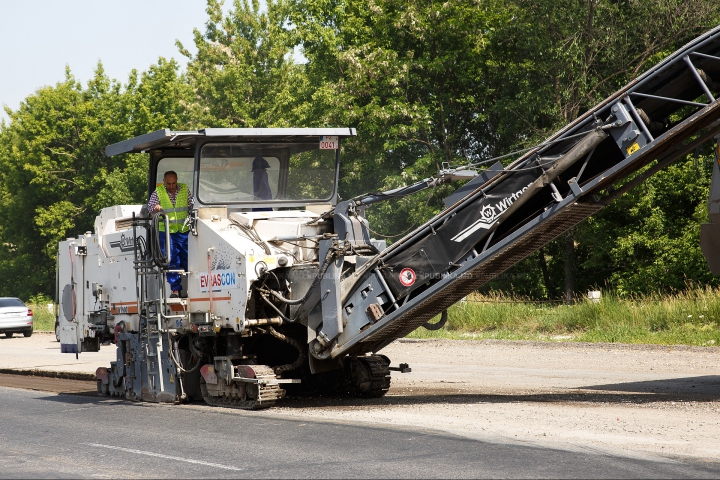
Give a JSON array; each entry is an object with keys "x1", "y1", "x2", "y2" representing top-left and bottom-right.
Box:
[{"x1": 2, "y1": 333, "x2": 719, "y2": 462}]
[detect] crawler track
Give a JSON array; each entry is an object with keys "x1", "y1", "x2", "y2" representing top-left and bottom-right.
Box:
[
  {"x1": 349, "y1": 354, "x2": 391, "y2": 398},
  {"x1": 200, "y1": 365, "x2": 285, "y2": 410}
]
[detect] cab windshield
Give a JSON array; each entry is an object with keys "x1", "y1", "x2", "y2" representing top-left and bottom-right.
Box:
[{"x1": 198, "y1": 142, "x2": 337, "y2": 204}]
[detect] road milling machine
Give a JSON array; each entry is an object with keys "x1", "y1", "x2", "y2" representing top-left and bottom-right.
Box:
[{"x1": 59, "y1": 26, "x2": 720, "y2": 409}]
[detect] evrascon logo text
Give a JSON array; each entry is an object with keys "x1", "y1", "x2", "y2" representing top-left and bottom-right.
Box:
[
  {"x1": 109, "y1": 234, "x2": 135, "y2": 252},
  {"x1": 451, "y1": 183, "x2": 533, "y2": 242}
]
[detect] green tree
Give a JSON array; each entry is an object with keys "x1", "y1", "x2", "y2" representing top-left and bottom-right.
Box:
[
  {"x1": 179, "y1": 0, "x2": 306, "y2": 128},
  {"x1": 2, "y1": 0, "x2": 719, "y2": 301},
  {"x1": 94, "y1": 58, "x2": 194, "y2": 210},
  {"x1": 481, "y1": 0, "x2": 720, "y2": 298},
  {"x1": 488, "y1": 0, "x2": 720, "y2": 142},
  {"x1": 0, "y1": 58, "x2": 191, "y2": 298},
  {"x1": 289, "y1": 0, "x2": 507, "y2": 236},
  {"x1": 575, "y1": 152, "x2": 720, "y2": 295},
  {"x1": 0, "y1": 67, "x2": 128, "y2": 297}
]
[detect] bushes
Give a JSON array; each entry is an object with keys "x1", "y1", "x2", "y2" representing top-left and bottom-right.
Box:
[{"x1": 408, "y1": 288, "x2": 720, "y2": 346}]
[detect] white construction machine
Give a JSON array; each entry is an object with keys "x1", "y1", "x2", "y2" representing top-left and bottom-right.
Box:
[{"x1": 58, "y1": 27, "x2": 720, "y2": 409}]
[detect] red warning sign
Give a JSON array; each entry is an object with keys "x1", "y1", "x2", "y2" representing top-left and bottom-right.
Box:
[{"x1": 399, "y1": 268, "x2": 416, "y2": 287}]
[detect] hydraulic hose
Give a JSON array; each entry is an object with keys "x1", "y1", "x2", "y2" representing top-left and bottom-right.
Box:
[
  {"x1": 261, "y1": 326, "x2": 306, "y2": 374},
  {"x1": 259, "y1": 293, "x2": 293, "y2": 323},
  {"x1": 149, "y1": 212, "x2": 171, "y2": 269},
  {"x1": 350, "y1": 244, "x2": 380, "y2": 255},
  {"x1": 229, "y1": 219, "x2": 272, "y2": 255},
  {"x1": 167, "y1": 333, "x2": 202, "y2": 374},
  {"x1": 423, "y1": 310, "x2": 448, "y2": 330}
]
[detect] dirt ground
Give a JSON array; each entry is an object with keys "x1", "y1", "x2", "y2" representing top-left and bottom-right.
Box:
[
  {"x1": 2, "y1": 333, "x2": 719, "y2": 462},
  {"x1": 274, "y1": 339, "x2": 720, "y2": 462}
]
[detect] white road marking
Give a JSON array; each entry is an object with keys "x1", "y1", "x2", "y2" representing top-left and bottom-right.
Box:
[{"x1": 86, "y1": 443, "x2": 244, "y2": 471}]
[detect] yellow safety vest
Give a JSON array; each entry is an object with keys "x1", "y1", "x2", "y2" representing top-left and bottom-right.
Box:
[{"x1": 157, "y1": 184, "x2": 190, "y2": 233}]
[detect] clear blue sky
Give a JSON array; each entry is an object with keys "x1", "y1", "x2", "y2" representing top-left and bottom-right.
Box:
[{"x1": 0, "y1": 0, "x2": 235, "y2": 123}]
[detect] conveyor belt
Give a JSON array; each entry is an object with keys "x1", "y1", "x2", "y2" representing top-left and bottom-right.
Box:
[
  {"x1": 332, "y1": 25, "x2": 720, "y2": 358},
  {"x1": 340, "y1": 99, "x2": 720, "y2": 356},
  {"x1": 356, "y1": 203, "x2": 602, "y2": 351}
]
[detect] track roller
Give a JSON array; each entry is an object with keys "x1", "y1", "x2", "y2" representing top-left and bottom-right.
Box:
[{"x1": 347, "y1": 354, "x2": 391, "y2": 398}]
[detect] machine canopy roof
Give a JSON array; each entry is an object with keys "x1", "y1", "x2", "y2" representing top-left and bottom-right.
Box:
[{"x1": 105, "y1": 128, "x2": 357, "y2": 157}]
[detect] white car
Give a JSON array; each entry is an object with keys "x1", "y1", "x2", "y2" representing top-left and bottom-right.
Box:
[{"x1": 0, "y1": 298, "x2": 33, "y2": 338}]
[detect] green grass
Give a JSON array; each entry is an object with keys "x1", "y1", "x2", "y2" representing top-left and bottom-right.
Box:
[
  {"x1": 29, "y1": 287, "x2": 720, "y2": 345},
  {"x1": 29, "y1": 304, "x2": 55, "y2": 332},
  {"x1": 408, "y1": 288, "x2": 720, "y2": 346}
]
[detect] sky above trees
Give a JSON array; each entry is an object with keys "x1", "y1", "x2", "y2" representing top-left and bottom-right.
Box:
[{"x1": 0, "y1": 0, "x2": 235, "y2": 123}]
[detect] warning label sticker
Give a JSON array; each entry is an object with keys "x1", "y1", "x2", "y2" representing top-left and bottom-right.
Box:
[
  {"x1": 626, "y1": 142, "x2": 640, "y2": 156},
  {"x1": 399, "y1": 268, "x2": 416, "y2": 287}
]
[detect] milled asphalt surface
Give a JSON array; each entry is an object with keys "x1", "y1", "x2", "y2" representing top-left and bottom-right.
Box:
[
  {"x1": 2, "y1": 386, "x2": 719, "y2": 479},
  {"x1": 2, "y1": 332, "x2": 720, "y2": 477}
]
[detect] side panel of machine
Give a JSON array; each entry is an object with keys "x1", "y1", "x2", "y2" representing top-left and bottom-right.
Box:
[
  {"x1": 58, "y1": 205, "x2": 145, "y2": 353},
  {"x1": 700, "y1": 135, "x2": 720, "y2": 273},
  {"x1": 187, "y1": 218, "x2": 251, "y2": 331},
  {"x1": 58, "y1": 238, "x2": 81, "y2": 353}
]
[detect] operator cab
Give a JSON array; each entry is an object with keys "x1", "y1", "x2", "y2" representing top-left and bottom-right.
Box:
[{"x1": 106, "y1": 128, "x2": 357, "y2": 211}]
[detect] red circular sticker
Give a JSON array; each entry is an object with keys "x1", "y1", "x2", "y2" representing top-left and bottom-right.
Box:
[{"x1": 399, "y1": 268, "x2": 416, "y2": 287}]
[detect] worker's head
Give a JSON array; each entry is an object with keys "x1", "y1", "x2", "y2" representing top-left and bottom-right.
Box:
[{"x1": 163, "y1": 171, "x2": 178, "y2": 194}]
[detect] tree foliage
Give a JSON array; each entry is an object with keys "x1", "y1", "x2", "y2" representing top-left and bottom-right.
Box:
[
  {"x1": 1, "y1": 0, "x2": 720, "y2": 299},
  {"x1": 480, "y1": 0, "x2": 720, "y2": 296},
  {"x1": 0, "y1": 67, "x2": 124, "y2": 297},
  {"x1": 179, "y1": 0, "x2": 305, "y2": 128},
  {"x1": 288, "y1": 0, "x2": 511, "y2": 237},
  {"x1": 0, "y1": 60, "x2": 189, "y2": 298}
]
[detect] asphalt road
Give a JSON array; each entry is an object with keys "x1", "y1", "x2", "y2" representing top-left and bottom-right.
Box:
[{"x1": 0, "y1": 386, "x2": 718, "y2": 479}]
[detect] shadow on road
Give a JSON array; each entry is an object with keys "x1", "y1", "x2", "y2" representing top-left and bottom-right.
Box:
[
  {"x1": 579, "y1": 375, "x2": 720, "y2": 396},
  {"x1": 13, "y1": 374, "x2": 720, "y2": 409},
  {"x1": 276, "y1": 375, "x2": 720, "y2": 409}
]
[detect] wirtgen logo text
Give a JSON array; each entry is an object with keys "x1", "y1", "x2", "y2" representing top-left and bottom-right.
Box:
[{"x1": 451, "y1": 183, "x2": 533, "y2": 242}]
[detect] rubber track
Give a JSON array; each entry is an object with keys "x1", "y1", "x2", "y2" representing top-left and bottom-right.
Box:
[
  {"x1": 201, "y1": 365, "x2": 285, "y2": 410},
  {"x1": 352, "y1": 355, "x2": 391, "y2": 398}
]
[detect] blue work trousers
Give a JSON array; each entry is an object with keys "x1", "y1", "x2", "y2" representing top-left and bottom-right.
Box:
[{"x1": 159, "y1": 231, "x2": 188, "y2": 291}]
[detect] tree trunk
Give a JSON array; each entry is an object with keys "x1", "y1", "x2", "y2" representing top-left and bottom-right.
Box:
[
  {"x1": 537, "y1": 248, "x2": 554, "y2": 298},
  {"x1": 564, "y1": 230, "x2": 576, "y2": 305}
]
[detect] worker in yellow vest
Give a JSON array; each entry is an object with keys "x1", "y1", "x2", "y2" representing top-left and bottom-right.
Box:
[{"x1": 147, "y1": 171, "x2": 194, "y2": 297}]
